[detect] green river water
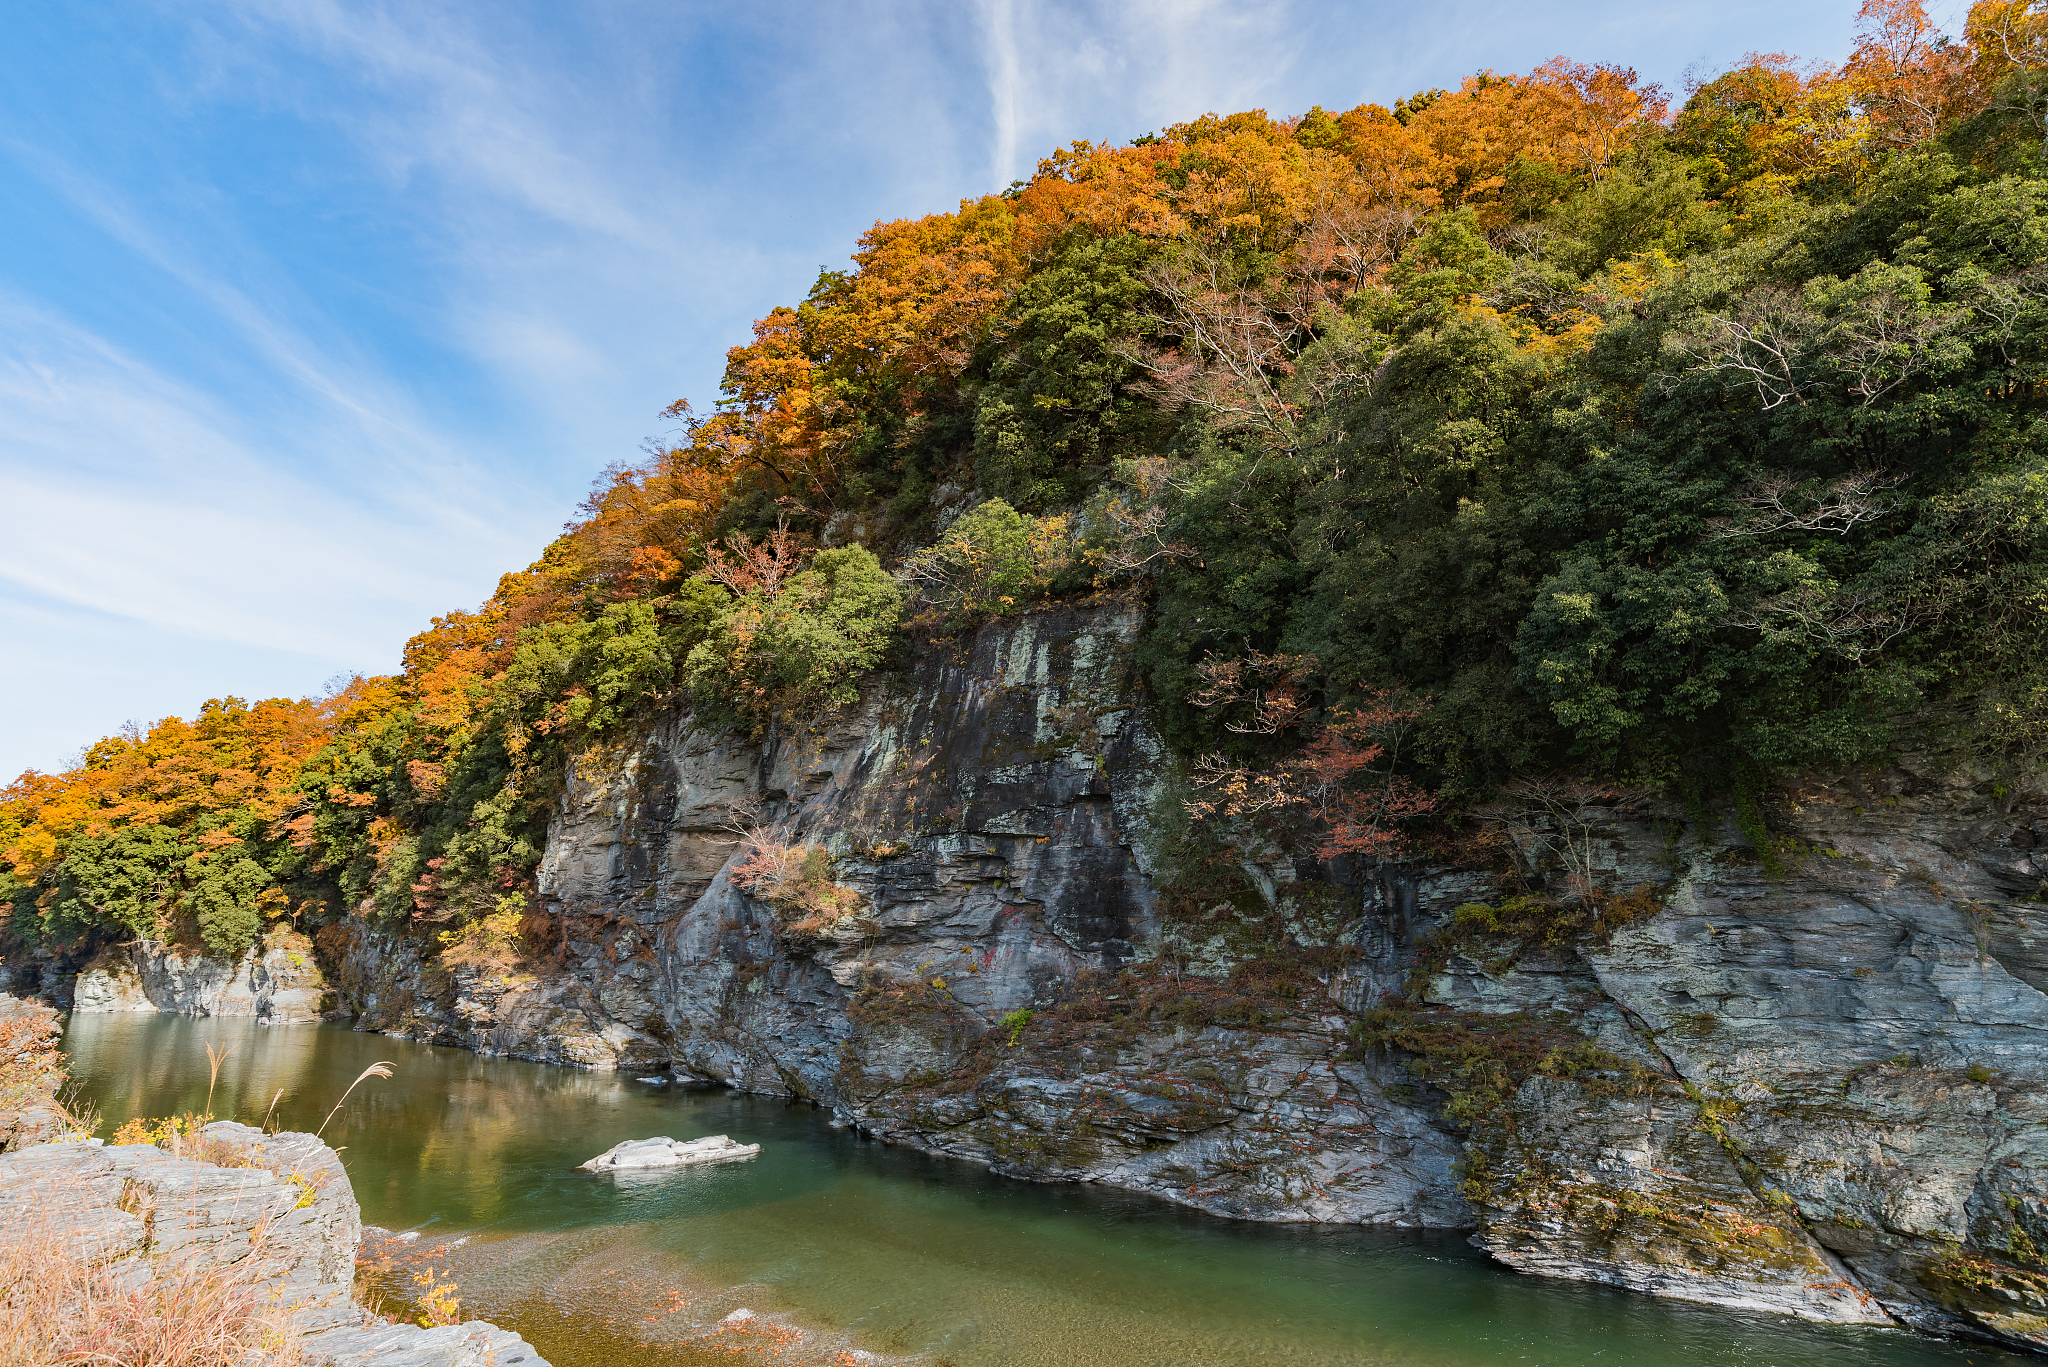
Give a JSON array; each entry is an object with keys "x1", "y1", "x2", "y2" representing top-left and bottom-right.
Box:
[{"x1": 60, "y1": 1012, "x2": 2028, "y2": 1367}]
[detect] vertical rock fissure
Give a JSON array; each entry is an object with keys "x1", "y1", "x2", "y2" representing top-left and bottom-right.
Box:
[{"x1": 1606, "y1": 994, "x2": 1903, "y2": 1326}]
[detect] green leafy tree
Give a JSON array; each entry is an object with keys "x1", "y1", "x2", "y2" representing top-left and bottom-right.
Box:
[
  {"x1": 902, "y1": 499, "x2": 1074, "y2": 627},
  {"x1": 971, "y1": 235, "x2": 1172, "y2": 509},
  {"x1": 687, "y1": 546, "x2": 905, "y2": 723},
  {"x1": 50, "y1": 825, "x2": 186, "y2": 940},
  {"x1": 184, "y1": 851, "x2": 272, "y2": 955}
]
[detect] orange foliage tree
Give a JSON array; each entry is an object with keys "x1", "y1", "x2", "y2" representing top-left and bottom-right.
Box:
[
  {"x1": 1, "y1": 690, "x2": 364, "y2": 949},
  {"x1": 1849, "y1": 0, "x2": 1985, "y2": 147}
]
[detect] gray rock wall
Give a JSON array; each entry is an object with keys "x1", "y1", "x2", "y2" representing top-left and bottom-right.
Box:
[
  {"x1": 73, "y1": 932, "x2": 332, "y2": 1023},
  {"x1": 327, "y1": 600, "x2": 1169, "y2": 1083},
  {"x1": 206, "y1": 602, "x2": 2048, "y2": 1349},
  {"x1": 1499, "y1": 763, "x2": 2048, "y2": 1343}
]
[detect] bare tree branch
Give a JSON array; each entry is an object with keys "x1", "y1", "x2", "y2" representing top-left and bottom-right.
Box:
[
  {"x1": 1728, "y1": 584, "x2": 1918, "y2": 663},
  {"x1": 1818, "y1": 281, "x2": 1969, "y2": 405},
  {"x1": 1116, "y1": 197, "x2": 1411, "y2": 455},
  {"x1": 1481, "y1": 777, "x2": 1627, "y2": 913},
  {"x1": 1664, "y1": 288, "x2": 1813, "y2": 409},
  {"x1": 1706, "y1": 470, "x2": 1905, "y2": 540},
  {"x1": 1095, "y1": 456, "x2": 1198, "y2": 576}
]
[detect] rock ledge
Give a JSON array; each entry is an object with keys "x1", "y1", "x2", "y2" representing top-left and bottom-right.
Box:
[{"x1": 0, "y1": 1122, "x2": 551, "y2": 1367}]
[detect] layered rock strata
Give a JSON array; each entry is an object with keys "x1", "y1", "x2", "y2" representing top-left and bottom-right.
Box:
[
  {"x1": 38, "y1": 603, "x2": 2048, "y2": 1350},
  {"x1": 71, "y1": 931, "x2": 332, "y2": 1023},
  {"x1": 0, "y1": 1121, "x2": 549, "y2": 1367}
]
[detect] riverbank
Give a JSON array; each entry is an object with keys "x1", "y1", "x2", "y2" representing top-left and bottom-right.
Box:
[
  {"x1": 48, "y1": 1009, "x2": 2029, "y2": 1367},
  {"x1": 0, "y1": 991, "x2": 550, "y2": 1367}
]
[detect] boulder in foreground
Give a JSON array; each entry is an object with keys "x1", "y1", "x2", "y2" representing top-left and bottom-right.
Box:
[
  {"x1": 0, "y1": 1121, "x2": 552, "y2": 1366},
  {"x1": 577, "y1": 1134, "x2": 759, "y2": 1172}
]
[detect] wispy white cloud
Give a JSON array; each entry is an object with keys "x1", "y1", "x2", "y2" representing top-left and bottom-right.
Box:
[
  {"x1": 973, "y1": 0, "x2": 1306, "y2": 188},
  {"x1": 982, "y1": 0, "x2": 1024, "y2": 188},
  {"x1": 184, "y1": 0, "x2": 817, "y2": 451},
  {"x1": 0, "y1": 0, "x2": 966, "y2": 777},
  {"x1": 1, "y1": 137, "x2": 498, "y2": 506},
  {"x1": 0, "y1": 294, "x2": 529, "y2": 662},
  {"x1": 216, "y1": 0, "x2": 681, "y2": 249}
]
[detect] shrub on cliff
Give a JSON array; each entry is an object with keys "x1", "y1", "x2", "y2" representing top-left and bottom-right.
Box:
[
  {"x1": 495, "y1": 586, "x2": 724, "y2": 742},
  {"x1": 686, "y1": 544, "x2": 903, "y2": 724},
  {"x1": 1135, "y1": 159, "x2": 2048, "y2": 793},
  {"x1": 729, "y1": 834, "x2": 865, "y2": 936},
  {"x1": 181, "y1": 852, "x2": 276, "y2": 955},
  {"x1": 281, "y1": 586, "x2": 726, "y2": 931},
  {"x1": 969, "y1": 234, "x2": 1174, "y2": 510},
  {"x1": 38, "y1": 825, "x2": 278, "y2": 957},
  {"x1": 900, "y1": 498, "x2": 1075, "y2": 629},
  {"x1": 0, "y1": 1000, "x2": 79, "y2": 1148}
]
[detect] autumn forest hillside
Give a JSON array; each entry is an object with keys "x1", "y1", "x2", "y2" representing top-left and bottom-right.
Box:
[{"x1": 7, "y1": 0, "x2": 2048, "y2": 961}]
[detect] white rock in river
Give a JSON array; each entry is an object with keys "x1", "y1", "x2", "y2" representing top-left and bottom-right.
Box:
[{"x1": 576, "y1": 1134, "x2": 760, "y2": 1172}]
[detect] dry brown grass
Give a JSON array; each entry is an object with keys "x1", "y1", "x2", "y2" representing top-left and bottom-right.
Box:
[
  {"x1": 0, "y1": 1007, "x2": 64, "y2": 1112},
  {"x1": 0, "y1": 1204, "x2": 304, "y2": 1367},
  {"x1": 0, "y1": 1001, "x2": 96, "y2": 1143}
]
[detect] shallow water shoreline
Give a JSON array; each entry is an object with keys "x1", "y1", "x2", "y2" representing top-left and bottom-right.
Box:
[{"x1": 61, "y1": 1011, "x2": 2031, "y2": 1367}]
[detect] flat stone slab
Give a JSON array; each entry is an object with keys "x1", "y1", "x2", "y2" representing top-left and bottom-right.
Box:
[
  {"x1": 1, "y1": 1129, "x2": 545, "y2": 1365},
  {"x1": 575, "y1": 1134, "x2": 759, "y2": 1172},
  {"x1": 303, "y1": 1319, "x2": 549, "y2": 1367}
]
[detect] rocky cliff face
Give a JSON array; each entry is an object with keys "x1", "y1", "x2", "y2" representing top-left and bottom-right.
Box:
[
  {"x1": 71, "y1": 930, "x2": 332, "y2": 1023},
  {"x1": 78, "y1": 601, "x2": 2048, "y2": 1352},
  {"x1": 322, "y1": 599, "x2": 1171, "y2": 1082},
  {"x1": 1484, "y1": 760, "x2": 2048, "y2": 1345}
]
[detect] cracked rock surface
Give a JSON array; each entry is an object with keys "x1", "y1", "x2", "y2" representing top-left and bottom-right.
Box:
[
  {"x1": 0, "y1": 1122, "x2": 550, "y2": 1367},
  {"x1": 71, "y1": 932, "x2": 333, "y2": 1023},
  {"x1": 80, "y1": 602, "x2": 2048, "y2": 1350}
]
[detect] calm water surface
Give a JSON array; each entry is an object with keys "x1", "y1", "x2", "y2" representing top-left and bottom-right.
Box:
[{"x1": 61, "y1": 1013, "x2": 2025, "y2": 1367}]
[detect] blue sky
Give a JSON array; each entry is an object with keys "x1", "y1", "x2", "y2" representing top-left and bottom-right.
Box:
[{"x1": 1, "y1": 0, "x2": 1875, "y2": 780}]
